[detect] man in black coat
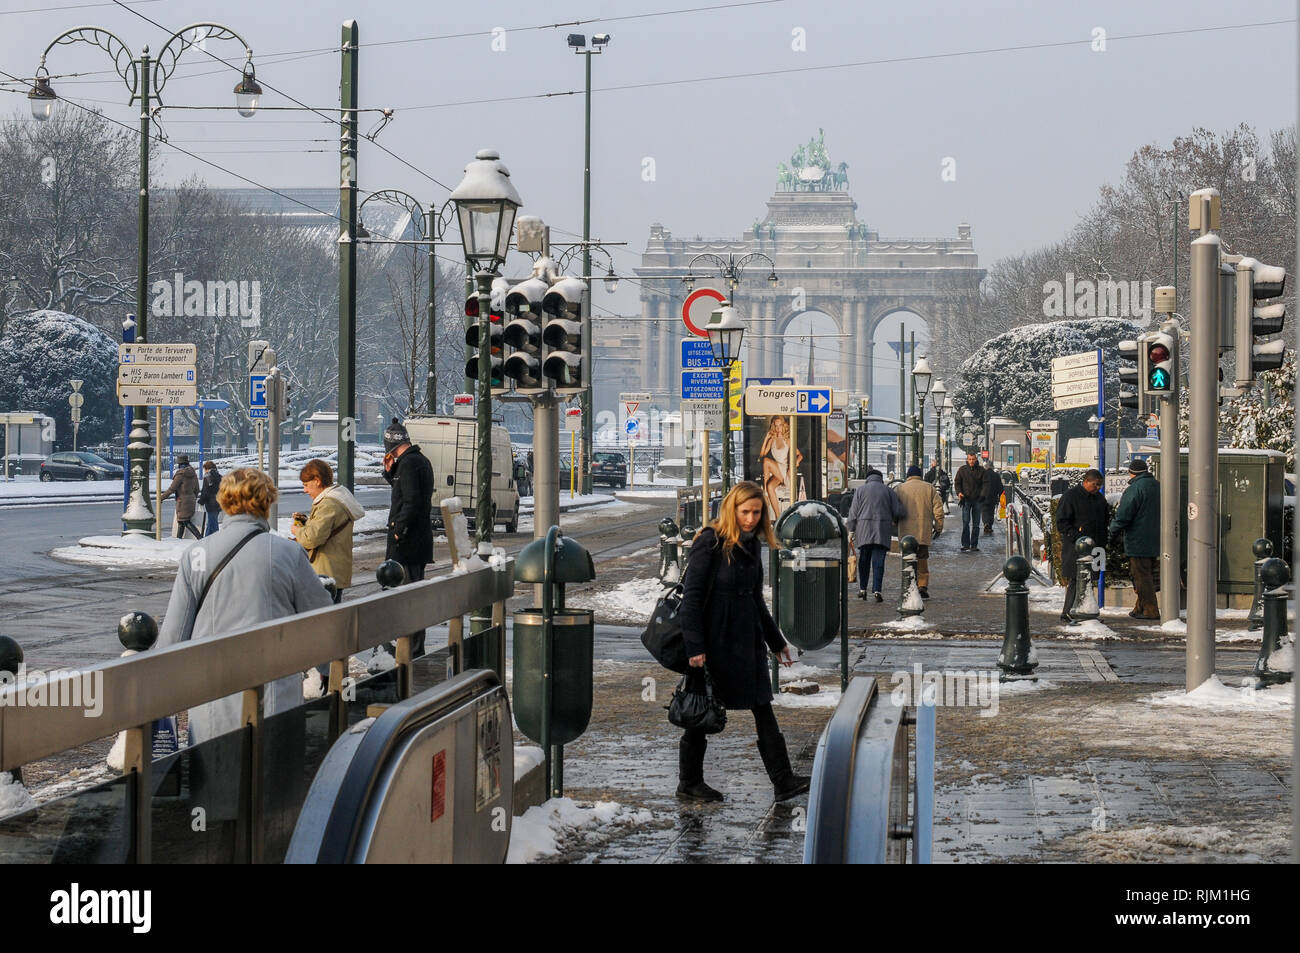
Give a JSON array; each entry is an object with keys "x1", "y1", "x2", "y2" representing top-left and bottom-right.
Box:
[
  {"x1": 383, "y1": 420, "x2": 434, "y2": 655},
  {"x1": 1055, "y1": 469, "x2": 1110, "y2": 622},
  {"x1": 953, "y1": 452, "x2": 987, "y2": 552},
  {"x1": 981, "y1": 465, "x2": 1005, "y2": 536}
]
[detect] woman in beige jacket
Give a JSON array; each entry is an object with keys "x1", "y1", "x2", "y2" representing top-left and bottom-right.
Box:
[{"x1": 291, "y1": 459, "x2": 366, "y2": 599}]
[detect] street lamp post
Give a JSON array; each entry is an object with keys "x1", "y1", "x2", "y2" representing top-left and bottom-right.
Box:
[
  {"x1": 568, "y1": 32, "x2": 610, "y2": 496},
  {"x1": 705, "y1": 301, "x2": 746, "y2": 495},
  {"x1": 358, "y1": 190, "x2": 454, "y2": 414},
  {"x1": 683, "y1": 252, "x2": 777, "y2": 488},
  {"x1": 450, "y1": 149, "x2": 521, "y2": 555},
  {"x1": 942, "y1": 396, "x2": 955, "y2": 472},
  {"x1": 30, "y1": 23, "x2": 260, "y2": 535},
  {"x1": 929, "y1": 378, "x2": 946, "y2": 472},
  {"x1": 911, "y1": 355, "x2": 932, "y2": 466}
]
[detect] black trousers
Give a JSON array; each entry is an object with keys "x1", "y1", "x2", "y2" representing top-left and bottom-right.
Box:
[{"x1": 387, "y1": 563, "x2": 427, "y2": 658}]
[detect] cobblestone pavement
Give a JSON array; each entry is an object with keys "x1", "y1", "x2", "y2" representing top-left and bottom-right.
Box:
[{"x1": 543, "y1": 519, "x2": 1292, "y2": 863}]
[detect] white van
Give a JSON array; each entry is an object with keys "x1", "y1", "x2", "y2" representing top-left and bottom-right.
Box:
[{"x1": 402, "y1": 415, "x2": 521, "y2": 533}]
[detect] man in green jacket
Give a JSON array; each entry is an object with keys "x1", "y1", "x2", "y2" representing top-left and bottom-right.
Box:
[{"x1": 1109, "y1": 458, "x2": 1160, "y2": 619}]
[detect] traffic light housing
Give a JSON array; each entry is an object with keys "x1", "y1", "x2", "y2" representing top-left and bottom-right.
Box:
[
  {"x1": 465, "y1": 292, "x2": 507, "y2": 394},
  {"x1": 1118, "y1": 336, "x2": 1147, "y2": 413},
  {"x1": 502, "y1": 277, "x2": 548, "y2": 394},
  {"x1": 1142, "y1": 328, "x2": 1177, "y2": 399},
  {"x1": 1234, "y1": 258, "x2": 1288, "y2": 386},
  {"x1": 541, "y1": 276, "x2": 587, "y2": 393}
]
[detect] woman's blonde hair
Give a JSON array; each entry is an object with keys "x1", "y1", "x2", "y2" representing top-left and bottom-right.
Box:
[
  {"x1": 217, "y1": 467, "x2": 277, "y2": 519},
  {"x1": 709, "y1": 480, "x2": 779, "y2": 555}
]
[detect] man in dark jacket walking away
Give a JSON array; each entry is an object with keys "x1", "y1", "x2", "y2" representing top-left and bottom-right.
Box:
[
  {"x1": 161, "y1": 455, "x2": 201, "y2": 539},
  {"x1": 981, "y1": 465, "x2": 1004, "y2": 536},
  {"x1": 845, "y1": 468, "x2": 903, "y2": 601},
  {"x1": 924, "y1": 459, "x2": 951, "y2": 508},
  {"x1": 1056, "y1": 469, "x2": 1110, "y2": 622},
  {"x1": 954, "y1": 452, "x2": 987, "y2": 552},
  {"x1": 383, "y1": 420, "x2": 434, "y2": 655},
  {"x1": 1109, "y1": 458, "x2": 1161, "y2": 619}
]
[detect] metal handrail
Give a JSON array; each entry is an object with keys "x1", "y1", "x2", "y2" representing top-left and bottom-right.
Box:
[{"x1": 0, "y1": 561, "x2": 513, "y2": 772}]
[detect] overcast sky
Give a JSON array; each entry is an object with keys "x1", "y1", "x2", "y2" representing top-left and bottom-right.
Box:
[{"x1": 1, "y1": 0, "x2": 1294, "y2": 325}]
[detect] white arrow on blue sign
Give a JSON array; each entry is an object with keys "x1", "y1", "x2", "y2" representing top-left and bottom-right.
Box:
[{"x1": 797, "y1": 388, "x2": 832, "y2": 414}]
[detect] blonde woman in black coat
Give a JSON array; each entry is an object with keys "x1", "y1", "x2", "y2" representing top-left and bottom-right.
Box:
[{"x1": 677, "y1": 480, "x2": 811, "y2": 803}]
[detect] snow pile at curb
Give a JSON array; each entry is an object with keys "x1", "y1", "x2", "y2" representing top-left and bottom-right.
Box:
[
  {"x1": 507, "y1": 798, "x2": 654, "y2": 864},
  {"x1": 570, "y1": 577, "x2": 667, "y2": 620},
  {"x1": 996, "y1": 677, "x2": 1058, "y2": 696},
  {"x1": 0, "y1": 772, "x2": 35, "y2": 818},
  {"x1": 874, "y1": 616, "x2": 938, "y2": 634},
  {"x1": 53, "y1": 534, "x2": 192, "y2": 569},
  {"x1": 779, "y1": 662, "x2": 832, "y2": 682},
  {"x1": 1057, "y1": 619, "x2": 1117, "y2": 640},
  {"x1": 1142, "y1": 675, "x2": 1293, "y2": 710},
  {"x1": 1071, "y1": 821, "x2": 1288, "y2": 863},
  {"x1": 774, "y1": 686, "x2": 841, "y2": 708}
]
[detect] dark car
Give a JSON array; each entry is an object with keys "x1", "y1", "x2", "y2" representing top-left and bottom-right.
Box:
[
  {"x1": 591, "y1": 451, "x2": 628, "y2": 488},
  {"x1": 39, "y1": 451, "x2": 124, "y2": 482}
]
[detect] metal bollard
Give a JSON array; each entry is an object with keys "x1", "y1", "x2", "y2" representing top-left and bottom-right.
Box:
[
  {"x1": 0, "y1": 635, "x2": 25, "y2": 786},
  {"x1": 658, "y1": 517, "x2": 680, "y2": 585},
  {"x1": 118, "y1": 611, "x2": 159, "y2": 651},
  {"x1": 376, "y1": 559, "x2": 405, "y2": 589},
  {"x1": 1252, "y1": 558, "x2": 1292, "y2": 685},
  {"x1": 898, "y1": 535, "x2": 923, "y2": 617},
  {"x1": 1246, "y1": 538, "x2": 1272, "y2": 631},
  {"x1": 998, "y1": 555, "x2": 1038, "y2": 680},
  {"x1": 1068, "y1": 536, "x2": 1100, "y2": 624}
]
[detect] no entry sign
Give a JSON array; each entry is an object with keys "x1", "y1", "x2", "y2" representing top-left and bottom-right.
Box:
[{"x1": 682, "y1": 288, "x2": 725, "y2": 337}]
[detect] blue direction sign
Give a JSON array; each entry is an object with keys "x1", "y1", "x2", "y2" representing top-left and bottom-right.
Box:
[
  {"x1": 797, "y1": 388, "x2": 832, "y2": 414},
  {"x1": 681, "y1": 368, "x2": 726, "y2": 400},
  {"x1": 681, "y1": 338, "x2": 718, "y2": 369},
  {"x1": 249, "y1": 374, "x2": 269, "y2": 419},
  {"x1": 192, "y1": 398, "x2": 231, "y2": 410}
]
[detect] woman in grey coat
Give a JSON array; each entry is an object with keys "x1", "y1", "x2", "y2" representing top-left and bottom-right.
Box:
[
  {"x1": 845, "y1": 468, "x2": 903, "y2": 601},
  {"x1": 157, "y1": 468, "x2": 333, "y2": 843}
]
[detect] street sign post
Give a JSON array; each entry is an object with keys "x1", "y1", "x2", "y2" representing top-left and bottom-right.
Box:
[
  {"x1": 118, "y1": 365, "x2": 197, "y2": 387},
  {"x1": 681, "y1": 369, "x2": 726, "y2": 400},
  {"x1": 1051, "y1": 351, "x2": 1096, "y2": 372},
  {"x1": 680, "y1": 339, "x2": 716, "y2": 369},
  {"x1": 681, "y1": 399, "x2": 724, "y2": 432},
  {"x1": 249, "y1": 374, "x2": 269, "y2": 419},
  {"x1": 681, "y1": 289, "x2": 725, "y2": 337},
  {"x1": 743, "y1": 385, "x2": 834, "y2": 416},
  {"x1": 116, "y1": 384, "x2": 198, "y2": 407},
  {"x1": 118, "y1": 343, "x2": 198, "y2": 365}
]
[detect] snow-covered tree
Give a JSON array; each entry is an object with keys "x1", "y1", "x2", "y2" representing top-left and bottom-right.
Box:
[
  {"x1": 0, "y1": 310, "x2": 117, "y2": 448},
  {"x1": 952, "y1": 318, "x2": 1146, "y2": 441},
  {"x1": 1183, "y1": 349, "x2": 1296, "y2": 469}
]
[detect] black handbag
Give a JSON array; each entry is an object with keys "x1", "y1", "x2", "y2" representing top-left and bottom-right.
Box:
[
  {"x1": 640, "y1": 543, "x2": 716, "y2": 674},
  {"x1": 667, "y1": 668, "x2": 727, "y2": 734}
]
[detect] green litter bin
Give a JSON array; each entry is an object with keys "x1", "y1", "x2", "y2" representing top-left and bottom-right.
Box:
[
  {"x1": 773, "y1": 502, "x2": 845, "y2": 651},
  {"x1": 511, "y1": 609, "x2": 593, "y2": 745}
]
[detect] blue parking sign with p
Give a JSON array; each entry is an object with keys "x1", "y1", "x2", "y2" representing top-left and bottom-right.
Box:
[{"x1": 249, "y1": 374, "x2": 269, "y2": 419}]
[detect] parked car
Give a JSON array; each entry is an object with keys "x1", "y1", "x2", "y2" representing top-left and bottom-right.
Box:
[
  {"x1": 39, "y1": 451, "x2": 124, "y2": 482},
  {"x1": 591, "y1": 450, "x2": 628, "y2": 488}
]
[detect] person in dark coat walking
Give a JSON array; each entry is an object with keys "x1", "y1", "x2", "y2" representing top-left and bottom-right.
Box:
[
  {"x1": 196, "y1": 461, "x2": 222, "y2": 537},
  {"x1": 981, "y1": 466, "x2": 1005, "y2": 535},
  {"x1": 953, "y1": 452, "x2": 987, "y2": 552},
  {"x1": 1109, "y1": 458, "x2": 1161, "y2": 619},
  {"x1": 677, "y1": 481, "x2": 808, "y2": 804},
  {"x1": 924, "y1": 459, "x2": 951, "y2": 507},
  {"x1": 1055, "y1": 469, "x2": 1110, "y2": 621},
  {"x1": 161, "y1": 455, "x2": 201, "y2": 539},
  {"x1": 383, "y1": 419, "x2": 434, "y2": 655},
  {"x1": 845, "y1": 468, "x2": 904, "y2": 601}
]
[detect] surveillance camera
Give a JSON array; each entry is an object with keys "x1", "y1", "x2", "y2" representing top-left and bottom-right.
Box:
[{"x1": 567, "y1": 34, "x2": 586, "y2": 48}]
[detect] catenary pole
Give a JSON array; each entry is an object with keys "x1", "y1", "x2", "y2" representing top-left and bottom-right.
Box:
[{"x1": 337, "y1": 21, "x2": 359, "y2": 491}]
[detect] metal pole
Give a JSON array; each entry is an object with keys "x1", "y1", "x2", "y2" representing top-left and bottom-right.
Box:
[
  {"x1": 155, "y1": 406, "x2": 162, "y2": 542},
  {"x1": 897, "y1": 323, "x2": 905, "y2": 470},
  {"x1": 426, "y1": 207, "x2": 438, "y2": 414},
  {"x1": 474, "y1": 271, "x2": 494, "y2": 554},
  {"x1": 124, "y1": 52, "x2": 155, "y2": 537},
  {"x1": 721, "y1": 356, "x2": 733, "y2": 494},
  {"x1": 908, "y1": 331, "x2": 916, "y2": 465},
  {"x1": 787, "y1": 416, "x2": 796, "y2": 509},
  {"x1": 569, "y1": 429, "x2": 575, "y2": 499},
  {"x1": 533, "y1": 393, "x2": 559, "y2": 539},
  {"x1": 268, "y1": 367, "x2": 281, "y2": 528},
  {"x1": 1187, "y1": 202, "x2": 1219, "y2": 690},
  {"x1": 1159, "y1": 324, "x2": 1181, "y2": 625},
  {"x1": 700, "y1": 429, "x2": 709, "y2": 518},
  {"x1": 337, "y1": 20, "x2": 359, "y2": 492},
  {"x1": 580, "y1": 50, "x2": 594, "y2": 497}
]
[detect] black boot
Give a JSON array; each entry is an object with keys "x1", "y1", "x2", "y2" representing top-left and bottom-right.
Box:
[
  {"x1": 756, "y1": 731, "x2": 811, "y2": 802},
  {"x1": 677, "y1": 734, "x2": 722, "y2": 802}
]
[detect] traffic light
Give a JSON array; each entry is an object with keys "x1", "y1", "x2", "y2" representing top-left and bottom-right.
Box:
[
  {"x1": 1142, "y1": 328, "x2": 1177, "y2": 399},
  {"x1": 1234, "y1": 258, "x2": 1288, "y2": 386},
  {"x1": 1118, "y1": 335, "x2": 1147, "y2": 412},
  {"x1": 464, "y1": 292, "x2": 507, "y2": 394},
  {"x1": 541, "y1": 276, "x2": 587, "y2": 393},
  {"x1": 502, "y1": 277, "x2": 548, "y2": 394}
]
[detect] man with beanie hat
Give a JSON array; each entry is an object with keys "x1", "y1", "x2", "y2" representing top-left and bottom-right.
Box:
[
  {"x1": 383, "y1": 418, "x2": 434, "y2": 654},
  {"x1": 1109, "y1": 458, "x2": 1161, "y2": 619},
  {"x1": 895, "y1": 464, "x2": 945, "y2": 598}
]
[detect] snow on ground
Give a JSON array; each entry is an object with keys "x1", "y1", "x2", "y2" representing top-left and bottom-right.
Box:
[
  {"x1": 773, "y1": 685, "x2": 841, "y2": 708},
  {"x1": 0, "y1": 478, "x2": 123, "y2": 501},
  {"x1": 0, "y1": 772, "x2": 35, "y2": 819},
  {"x1": 873, "y1": 615, "x2": 938, "y2": 634},
  {"x1": 1061, "y1": 821, "x2": 1289, "y2": 864},
  {"x1": 996, "y1": 677, "x2": 1059, "y2": 695},
  {"x1": 514, "y1": 745, "x2": 545, "y2": 779},
  {"x1": 566, "y1": 576, "x2": 666, "y2": 622},
  {"x1": 1055, "y1": 619, "x2": 1117, "y2": 640},
  {"x1": 506, "y1": 797, "x2": 654, "y2": 864},
  {"x1": 779, "y1": 662, "x2": 833, "y2": 682},
  {"x1": 1142, "y1": 674, "x2": 1294, "y2": 711},
  {"x1": 519, "y1": 498, "x2": 646, "y2": 534}
]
